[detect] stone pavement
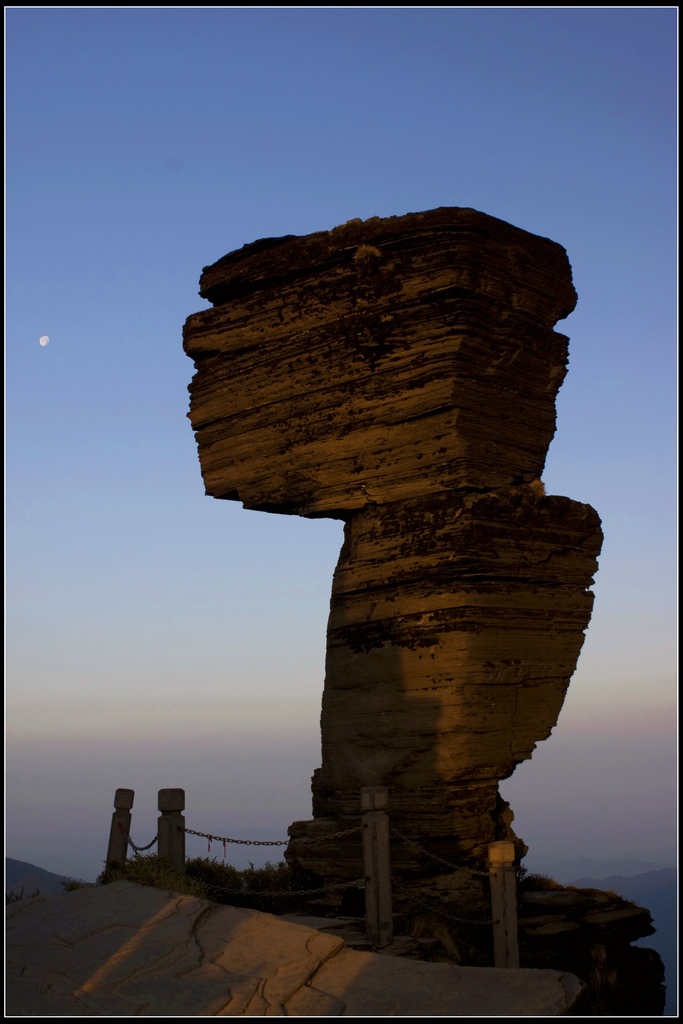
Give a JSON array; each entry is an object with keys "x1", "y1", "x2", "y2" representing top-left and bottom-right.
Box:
[{"x1": 6, "y1": 881, "x2": 584, "y2": 1016}]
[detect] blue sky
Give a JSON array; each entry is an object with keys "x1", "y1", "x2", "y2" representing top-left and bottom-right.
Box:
[{"x1": 6, "y1": 8, "x2": 677, "y2": 882}]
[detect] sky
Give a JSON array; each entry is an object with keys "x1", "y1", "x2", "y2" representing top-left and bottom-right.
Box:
[{"x1": 5, "y1": 8, "x2": 677, "y2": 886}]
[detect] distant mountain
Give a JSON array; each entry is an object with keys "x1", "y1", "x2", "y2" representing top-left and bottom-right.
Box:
[
  {"x1": 572, "y1": 867, "x2": 676, "y2": 896},
  {"x1": 6, "y1": 858, "x2": 84, "y2": 898},
  {"x1": 524, "y1": 855, "x2": 675, "y2": 886}
]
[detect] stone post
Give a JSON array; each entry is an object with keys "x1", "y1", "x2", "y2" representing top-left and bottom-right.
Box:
[
  {"x1": 361, "y1": 786, "x2": 393, "y2": 948},
  {"x1": 106, "y1": 788, "x2": 134, "y2": 868},
  {"x1": 157, "y1": 788, "x2": 186, "y2": 870},
  {"x1": 489, "y1": 840, "x2": 519, "y2": 968}
]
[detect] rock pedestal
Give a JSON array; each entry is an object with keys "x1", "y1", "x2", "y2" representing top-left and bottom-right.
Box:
[{"x1": 183, "y1": 207, "x2": 602, "y2": 884}]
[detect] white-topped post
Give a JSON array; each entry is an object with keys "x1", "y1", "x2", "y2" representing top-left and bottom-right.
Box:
[{"x1": 488, "y1": 840, "x2": 519, "y2": 967}]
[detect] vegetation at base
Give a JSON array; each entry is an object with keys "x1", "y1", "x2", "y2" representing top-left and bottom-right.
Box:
[
  {"x1": 62, "y1": 879, "x2": 93, "y2": 892},
  {"x1": 6, "y1": 886, "x2": 42, "y2": 905},
  {"x1": 6, "y1": 879, "x2": 93, "y2": 903},
  {"x1": 516, "y1": 868, "x2": 564, "y2": 891},
  {"x1": 97, "y1": 854, "x2": 314, "y2": 914}
]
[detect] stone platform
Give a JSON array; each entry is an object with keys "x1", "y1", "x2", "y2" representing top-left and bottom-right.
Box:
[{"x1": 6, "y1": 881, "x2": 585, "y2": 1016}]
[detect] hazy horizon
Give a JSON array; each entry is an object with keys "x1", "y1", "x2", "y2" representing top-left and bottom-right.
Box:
[{"x1": 6, "y1": 711, "x2": 677, "y2": 884}]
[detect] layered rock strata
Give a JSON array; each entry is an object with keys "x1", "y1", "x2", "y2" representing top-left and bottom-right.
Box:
[
  {"x1": 185, "y1": 208, "x2": 576, "y2": 515},
  {"x1": 296, "y1": 489, "x2": 601, "y2": 876},
  {"x1": 183, "y1": 207, "x2": 602, "y2": 882}
]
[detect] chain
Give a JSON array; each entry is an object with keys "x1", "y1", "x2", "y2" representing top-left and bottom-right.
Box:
[
  {"x1": 180, "y1": 825, "x2": 362, "y2": 848},
  {"x1": 389, "y1": 828, "x2": 489, "y2": 877},
  {"x1": 394, "y1": 882, "x2": 492, "y2": 926},
  {"x1": 128, "y1": 834, "x2": 158, "y2": 853},
  {"x1": 182, "y1": 828, "x2": 288, "y2": 847},
  {"x1": 117, "y1": 823, "x2": 158, "y2": 853},
  {"x1": 300, "y1": 826, "x2": 363, "y2": 844}
]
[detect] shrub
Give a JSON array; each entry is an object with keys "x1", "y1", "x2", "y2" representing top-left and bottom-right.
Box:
[
  {"x1": 516, "y1": 868, "x2": 563, "y2": 892},
  {"x1": 97, "y1": 854, "x2": 313, "y2": 914},
  {"x1": 6, "y1": 886, "x2": 41, "y2": 904}
]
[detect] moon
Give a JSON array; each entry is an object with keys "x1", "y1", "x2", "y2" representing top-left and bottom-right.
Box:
[{"x1": 39, "y1": 336, "x2": 50, "y2": 347}]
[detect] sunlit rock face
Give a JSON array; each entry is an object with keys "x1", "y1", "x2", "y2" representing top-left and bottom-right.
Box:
[{"x1": 183, "y1": 208, "x2": 602, "y2": 881}]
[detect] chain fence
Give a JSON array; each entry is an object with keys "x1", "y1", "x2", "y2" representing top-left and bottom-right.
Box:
[
  {"x1": 176, "y1": 825, "x2": 365, "y2": 900},
  {"x1": 172, "y1": 822, "x2": 491, "y2": 923},
  {"x1": 108, "y1": 790, "x2": 514, "y2": 950},
  {"x1": 389, "y1": 826, "x2": 491, "y2": 878},
  {"x1": 393, "y1": 882, "x2": 492, "y2": 926},
  {"x1": 180, "y1": 824, "x2": 363, "y2": 865},
  {"x1": 182, "y1": 824, "x2": 361, "y2": 851},
  {"x1": 388, "y1": 828, "x2": 493, "y2": 926}
]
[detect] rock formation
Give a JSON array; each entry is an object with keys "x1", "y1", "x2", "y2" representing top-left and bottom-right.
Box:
[{"x1": 183, "y1": 207, "x2": 602, "y2": 885}]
